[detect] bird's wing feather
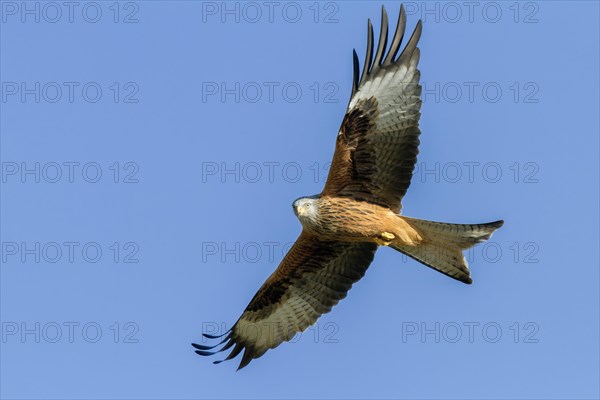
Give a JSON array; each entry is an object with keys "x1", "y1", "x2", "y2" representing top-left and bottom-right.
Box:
[
  {"x1": 322, "y1": 5, "x2": 423, "y2": 213},
  {"x1": 193, "y1": 231, "x2": 377, "y2": 369}
]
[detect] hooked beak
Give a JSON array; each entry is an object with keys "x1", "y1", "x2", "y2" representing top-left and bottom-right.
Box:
[{"x1": 293, "y1": 203, "x2": 304, "y2": 217}]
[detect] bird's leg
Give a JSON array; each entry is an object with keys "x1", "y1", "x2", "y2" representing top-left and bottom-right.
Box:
[{"x1": 374, "y1": 232, "x2": 395, "y2": 246}]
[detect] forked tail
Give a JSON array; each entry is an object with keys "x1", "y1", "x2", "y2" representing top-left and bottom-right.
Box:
[{"x1": 392, "y1": 217, "x2": 504, "y2": 284}]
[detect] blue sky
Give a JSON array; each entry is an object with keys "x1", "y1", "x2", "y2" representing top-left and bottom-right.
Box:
[{"x1": 1, "y1": 1, "x2": 598, "y2": 399}]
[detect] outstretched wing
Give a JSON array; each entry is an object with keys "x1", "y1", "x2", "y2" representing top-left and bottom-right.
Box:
[
  {"x1": 322, "y1": 6, "x2": 423, "y2": 213},
  {"x1": 193, "y1": 231, "x2": 377, "y2": 370}
]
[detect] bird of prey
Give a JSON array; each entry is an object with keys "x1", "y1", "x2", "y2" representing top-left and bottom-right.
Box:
[{"x1": 194, "y1": 5, "x2": 503, "y2": 370}]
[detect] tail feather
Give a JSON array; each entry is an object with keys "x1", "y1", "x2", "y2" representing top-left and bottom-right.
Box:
[
  {"x1": 403, "y1": 217, "x2": 504, "y2": 249},
  {"x1": 392, "y1": 218, "x2": 504, "y2": 284}
]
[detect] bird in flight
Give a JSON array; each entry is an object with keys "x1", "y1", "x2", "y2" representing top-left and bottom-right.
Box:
[{"x1": 194, "y1": 5, "x2": 503, "y2": 370}]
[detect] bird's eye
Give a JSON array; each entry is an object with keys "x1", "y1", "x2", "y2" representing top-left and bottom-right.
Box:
[{"x1": 304, "y1": 203, "x2": 310, "y2": 208}]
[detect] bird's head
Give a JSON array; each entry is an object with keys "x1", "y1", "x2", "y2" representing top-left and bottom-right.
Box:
[{"x1": 292, "y1": 196, "x2": 320, "y2": 225}]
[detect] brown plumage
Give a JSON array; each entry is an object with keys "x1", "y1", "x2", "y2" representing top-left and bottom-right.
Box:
[{"x1": 194, "y1": 5, "x2": 503, "y2": 370}]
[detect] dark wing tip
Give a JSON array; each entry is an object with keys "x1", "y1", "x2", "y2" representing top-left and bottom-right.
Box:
[
  {"x1": 383, "y1": 4, "x2": 407, "y2": 66},
  {"x1": 415, "y1": 19, "x2": 423, "y2": 40},
  {"x1": 194, "y1": 327, "x2": 238, "y2": 363},
  {"x1": 354, "y1": 6, "x2": 422, "y2": 92},
  {"x1": 191, "y1": 342, "x2": 212, "y2": 351},
  {"x1": 202, "y1": 328, "x2": 231, "y2": 339},
  {"x1": 358, "y1": 19, "x2": 375, "y2": 86},
  {"x1": 372, "y1": 5, "x2": 389, "y2": 67},
  {"x1": 195, "y1": 349, "x2": 218, "y2": 356},
  {"x1": 215, "y1": 342, "x2": 245, "y2": 365},
  {"x1": 397, "y1": 18, "x2": 422, "y2": 66},
  {"x1": 491, "y1": 220, "x2": 505, "y2": 229},
  {"x1": 351, "y1": 49, "x2": 360, "y2": 95},
  {"x1": 236, "y1": 348, "x2": 255, "y2": 371},
  {"x1": 191, "y1": 341, "x2": 223, "y2": 351}
]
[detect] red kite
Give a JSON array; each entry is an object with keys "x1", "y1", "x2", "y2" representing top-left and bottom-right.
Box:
[{"x1": 194, "y1": 5, "x2": 503, "y2": 370}]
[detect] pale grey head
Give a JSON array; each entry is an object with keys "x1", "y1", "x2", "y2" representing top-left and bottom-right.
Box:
[{"x1": 292, "y1": 195, "x2": 320, "y2": 228}]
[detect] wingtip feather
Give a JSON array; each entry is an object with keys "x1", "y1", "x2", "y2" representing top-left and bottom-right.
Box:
[
  {"x1": 373, "y1": 6, "x2": 389, "y2": 67},
  {"x1": 352, "y1": 49, "x2": 360, "y2": 94},
  {"x1": 202, "y1": 329, "x2": 231, "y2": 339},
  {"x1": 354, "y1": 6, "x2": 422, "y2": 95}
]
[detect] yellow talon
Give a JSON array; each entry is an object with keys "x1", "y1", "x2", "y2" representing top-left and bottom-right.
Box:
[
  {"x1": 374, "y1": 232, "x2": 395, "y2": 246},
  {"x1": 381, "y1": 232, "x2": 395, "y2": 241}
]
